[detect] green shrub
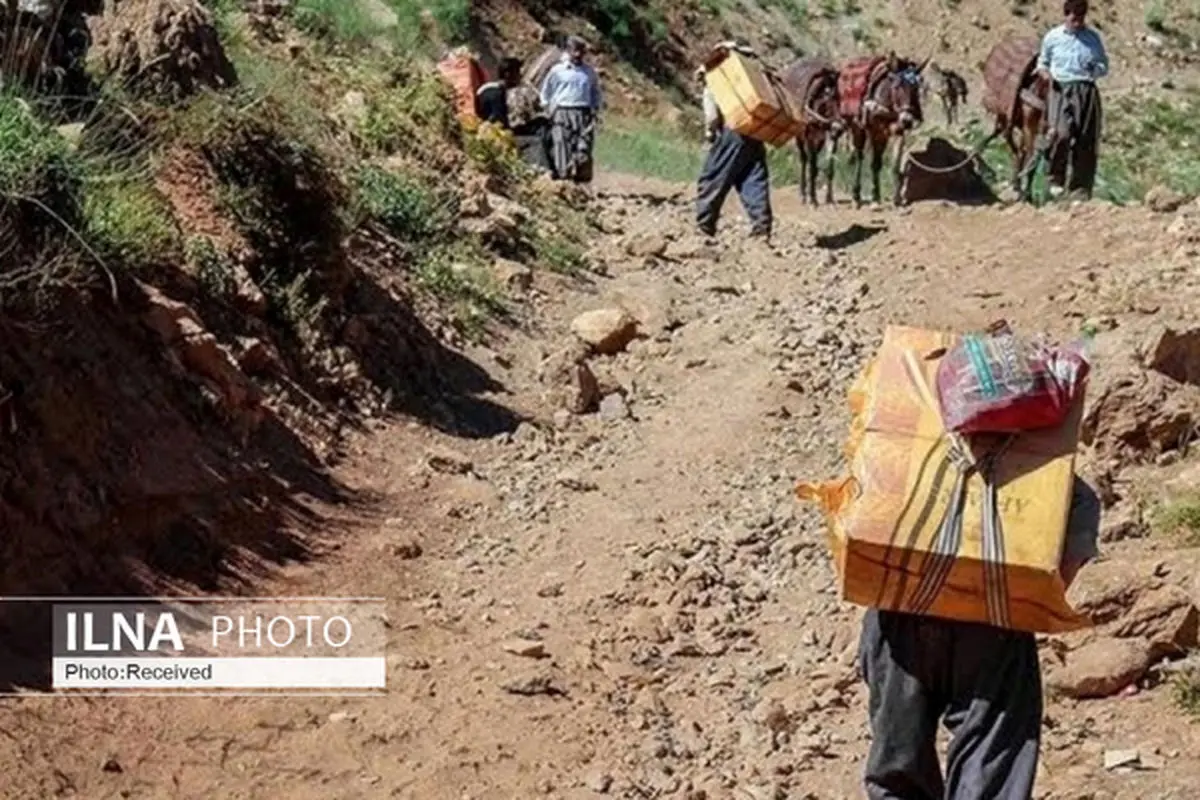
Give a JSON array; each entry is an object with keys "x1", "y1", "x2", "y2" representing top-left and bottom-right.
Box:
[
  {"x1": 353, "y1": 165, "x2": 455, "y2": 241},
  {"x1": 386, "y1": 0, "x2": 471, "y2": 48},
  {"x1": 292, "y1": 0, "x2": 389, "y2": 47},
  {"x1": 186, "y1": 235, "x2": 237, "y2": 298},
  {"x1": 588, "y1": 0, "x2": 670, "y2": 45},
  {"x1": 1152, "y1": 494, "x2": 1200, "y2": 545},
  {"x1": 1172, "y1": 670, "x2": 1200, "y2": 718},
  {"x1": 260, "y1": 265, "x2": 328, "y2": 341},
  {"x1": 0, "y1": 95, "x2": 78, "y2": 202},
  {"x1": 355, "y1": 67, "x2": 457, "y2": 158},
  {"x1": 1145, "y1": 0, "x2": 1167, "y2": 32},
  {"x1": 415, "y1": 244, "x2": 507, "y2": 340},
  {"x1": 462, "y1": 122, "x2": 528, "y2": 187},
  {"x1": 82, "y1": 175, "x2": 180, "y2": 268}
]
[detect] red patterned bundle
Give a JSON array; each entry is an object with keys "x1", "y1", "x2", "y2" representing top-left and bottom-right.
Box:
[{"x1": 935, "y1": 323, "x2": 1089, "y2": 434}]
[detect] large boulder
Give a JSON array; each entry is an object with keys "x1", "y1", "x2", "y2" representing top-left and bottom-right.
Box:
[
  {"x1": 1141, "y1": 324, "x2": 1200, "y2": 386},
  {"x1": 1081, "y1": 328, "x2": 1200, "y2": 463},
  {"x1": 88, "y1": 0, "x2": 238, "y2": 101},
  {"x1": 1112, "y1": 585, "x2": 1200, "y2": 660}
]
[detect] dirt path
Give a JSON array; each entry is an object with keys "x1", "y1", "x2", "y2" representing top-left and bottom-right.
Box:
[{"x1": 2, "y1": 177, "x2": 1199, "y2": 799}]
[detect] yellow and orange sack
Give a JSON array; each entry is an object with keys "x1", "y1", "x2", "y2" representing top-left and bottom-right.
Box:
[
  {"x1": 796, "y1": 325, "x2": 1091, "y2": 635},
  {"x1": 703, "y1": 48, "x2": 803, "y2": 147}
]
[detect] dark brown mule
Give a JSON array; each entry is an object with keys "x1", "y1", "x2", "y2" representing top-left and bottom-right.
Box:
[
  {"x1": 780, "y1": 58, "x2": 842, "y2": 206},
  {"x1": 981, "y1": 35, "x2": 1049, "y2": 201},
  {"x1": 837, "y1": 52, "x2": 929, "y2": 206}
]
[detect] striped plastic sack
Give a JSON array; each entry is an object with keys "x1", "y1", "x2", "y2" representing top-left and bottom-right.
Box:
[{"x1": 936, "y1": 322, "x2": 1089, "y2": 435}]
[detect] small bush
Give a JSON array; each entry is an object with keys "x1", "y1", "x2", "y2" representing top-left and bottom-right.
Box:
[
  {"x1": 353, "y1": 165, "x2": 455, "y2": 241},
  {"x1": 260, "y1": 265, "x2": 328, "y2": 341},
  {"x1": 0, "y1": 95, "x2": 79, "y2": 204},
  {"x1": 82, "y1": 175, "x2": 180, "y2": 268},
  {"x1": 1145, "y1": 0, "x2": 1167, "y2": 32},
  {"x1": 355, "y1": 67, "x2": 458, "y2": 159},
  {"x1": 519, "y1": 220, "x2": 587, "y2": 275},
  {"x1": 415, "y1": 244, "x2": 506, "y2": 339},
  {"x1": 386, "y1": 0, "x2": 471, "y2": 48},
  {"x1": 0, "y1": 94, "x2": 86, "y2": 297},
  {"x1": 1152, "y1": 495, "x2": 1200, "y2": 545},
  {"x1": 292, "y1": 0, "x2": 389, "y2": 47},
  {"x1": 186, "y1": 235, "x2": 236, "y2": 298},
  {"x1": 587, "y1": 0, "x2": 670, "y2": 46},
  {"x1": 1172, "y1": 670, "x2": 1200, "y2": 718},
  {"x1": 462, "y1": 121, "x2": 527, "y2": 187}
]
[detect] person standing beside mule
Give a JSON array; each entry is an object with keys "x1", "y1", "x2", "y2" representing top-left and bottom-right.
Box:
[
  {"x1": 540, "y1": 36, "x2": 602, "y2": 183},
  {"x1": 1036, "y1": 0, "x2": 1109, "y2": 199},
  {"x1": 694, "y1": 47, "x2": 773, "y2": 240}
]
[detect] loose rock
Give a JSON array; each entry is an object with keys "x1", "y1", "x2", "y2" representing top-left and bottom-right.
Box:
[
  {"x1": 1046, "y1": 636, "x2": 1154, "y2": 699},
  {"x1": 571, "y1": 309, "x2": 640, "y2": 355}
]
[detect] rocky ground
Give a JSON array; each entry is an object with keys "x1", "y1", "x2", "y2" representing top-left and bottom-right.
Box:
[{"x1": 1, "y1": 174, "x2": 1199, "y2": 799}]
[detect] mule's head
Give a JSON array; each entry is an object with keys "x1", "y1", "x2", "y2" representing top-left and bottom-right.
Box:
[{"x1": 883, "y1": 52, "x2": 928, "y2": 132}]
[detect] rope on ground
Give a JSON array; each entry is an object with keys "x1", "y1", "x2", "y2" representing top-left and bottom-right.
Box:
[{"x1": 900, "y1": 129, "x2": 1001, "y2": 175}]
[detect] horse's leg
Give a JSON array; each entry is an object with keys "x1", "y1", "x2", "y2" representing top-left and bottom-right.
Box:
[
  {"x1": 1003, "y1": 125, "x2": 1022, "y2": 192},
  {"x1": 851, "y1": 126, "x2": 867, "y2": 207},
  {"x1": 870, "y1": 130, "x2": 887, "y2": 205},
  {"x1": 810, "y1": 142, "x2": 822, "y2": 205},
  {"x1": 796, "y1": 137, "x2": 808, "y2": 204},
  {"x1": 824, "y1": 129, "x2": 839, "y2": 205},
  {"x1": 1020, "y1": 119, "x2": 1040, "y2": 202}
]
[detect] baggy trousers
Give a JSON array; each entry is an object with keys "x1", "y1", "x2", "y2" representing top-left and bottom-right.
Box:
[
  {"x1": 550, "y1": 107, "x2": 595, "y2": 183},
  {"x1": 695, "y1": 127, "x2": 772, "y2": 237},
  {"x1": 859, "y1": 609, "x2": 1043, "y2": 800},
  {"x1": 1042, "y1": 80, "x2": 1102, "y2": 197}
]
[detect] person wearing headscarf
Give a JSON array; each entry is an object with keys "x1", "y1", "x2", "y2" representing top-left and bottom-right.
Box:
[{"x1": 539, "y1": 36, "x2": 602, "y2": 183}]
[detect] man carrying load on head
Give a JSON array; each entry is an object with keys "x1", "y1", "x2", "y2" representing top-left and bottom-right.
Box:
[
  {"x1": 859, "y1": 476, "x2": 1100, "y2": 800},
  {"x1": 694, "y1": 43, "x2": 772, "y2": 241},
  {"x1": 1036, "y1": 0, "x2": 1109, "y2": 200},
  {"x1": 540, "y1": 36, "x2": 602, "y2": 183}
]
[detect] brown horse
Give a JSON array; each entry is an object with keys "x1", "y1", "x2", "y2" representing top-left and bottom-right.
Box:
[
  {"x1": 837, "y1": 52, "x2": 930, "y2": 206},
  {"x1": 980, "y1": 36, "x2": 1049, "y2": 201},
  {"x1": 780, "y1": 58, "x2": 843, "y2": 206}
]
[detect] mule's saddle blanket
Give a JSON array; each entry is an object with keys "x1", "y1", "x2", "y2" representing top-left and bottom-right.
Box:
[
  {"x1": 982, "y1": 35, "x2": 1041, "y2": 120},
  {"x1": 838, "y1": 56, "x2": 887, "y2": 119}
]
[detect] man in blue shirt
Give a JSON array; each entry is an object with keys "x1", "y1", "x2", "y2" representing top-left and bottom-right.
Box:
[
  {"x1": 1036, "y1": 0, "x2": 1109, "y2": 199},
  {"x1": 539, "y1": 37, "x2": 602, "y2": 183}
]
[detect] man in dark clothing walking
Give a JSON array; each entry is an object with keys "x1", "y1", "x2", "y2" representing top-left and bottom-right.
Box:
[
  {"x1": 1036, "y1": 0, "x2": 1109, "y2": 199},
  {"x1": 859, "y1": 477, "x2": 1101, "y2": 800},
  {"x1": 694, "y1": 56, "x2": 772, "y2": 239}
]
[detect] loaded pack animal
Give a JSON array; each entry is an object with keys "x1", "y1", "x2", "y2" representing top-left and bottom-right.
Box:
[
  {"x1": 980, "y1": 35, "x2": 1050, "y2": 201},
  {"x1": 923, "y1": 62, "x2": 969, "y2": 126},
  {"x1": 780, "y1": 58, "x2": 842, "y2": 206},
  {"x1": 836, "y1": 52, "x2": 929, "y2": 206}
]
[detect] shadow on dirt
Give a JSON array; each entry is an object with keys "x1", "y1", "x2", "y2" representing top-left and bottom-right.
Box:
[
  {"x1": 0, "y1": 290, "x2": 353, "y2": 690},
  {"x1": 815, "y1": 223, "x2": 888, "y2": 250}
]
